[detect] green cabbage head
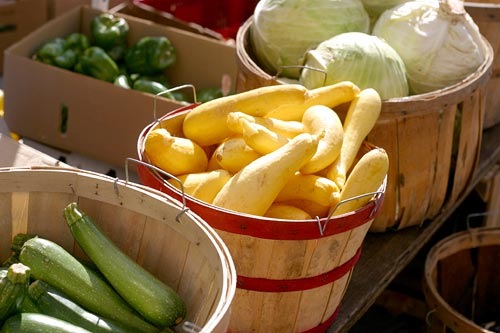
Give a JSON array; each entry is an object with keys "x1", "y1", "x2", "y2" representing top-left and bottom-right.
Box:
[
  {"x1": 299, "y1": 32, "x2": 409, "y2": 100},
  {"x1": 250, "y1": 0, "x2": 370, "y2": 79}
]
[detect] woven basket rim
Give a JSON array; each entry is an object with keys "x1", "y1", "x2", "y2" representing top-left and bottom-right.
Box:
[
  {"x1": 423, "y1": 227, "x2": 500, "y2": 333},
  {"x1": 464, "y1": 1, "x2": 500, "y2": 9},
  {"x1": 236, "y1": 16, "x2": 495, "y2": 112},
  {"x1": 0, "y1": 166, "x2": 237, "y2": 333}
]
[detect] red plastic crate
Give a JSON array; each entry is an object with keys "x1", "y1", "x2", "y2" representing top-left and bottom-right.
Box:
[{"x1": 134, "y1": 0, "x2": 257, "y2": 39}]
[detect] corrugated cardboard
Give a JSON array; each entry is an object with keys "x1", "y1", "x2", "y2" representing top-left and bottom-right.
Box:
[
  {"x1": 0, "y1": 133, "x2": 65, "y2": 168},
  {"x1": 3, "y1": 5, "x2": 238, "y2": 167},
  {"x1": 0, "y1": 0, "x2": 49, "y2": 74},
  {"x1": 110, "y1": 1, "x2": 225, "y2": 40},
  {"x1": 48, "y1": 0, "x2": 127, "y2": 18}
]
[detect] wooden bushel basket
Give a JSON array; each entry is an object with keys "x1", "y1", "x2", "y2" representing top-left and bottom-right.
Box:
[
  {"x1": 136, "y1": 106, "x2": 386, "y2": 333},
  {"x1": 0, "y1": 167, "x2": 236, "y2": 333},
  {"x1": 423, "y1": 227, "x2": 500, "y2": 333},
  {"x1": 465, "y1": 0, "x2": 500, "y2": 129},
  {"x1": 235, "y1": 17, "x2": 494, "y2": 232}
]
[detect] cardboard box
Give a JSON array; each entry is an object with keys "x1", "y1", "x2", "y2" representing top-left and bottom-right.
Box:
[
  {"x1": 0, "y1": 133, "x2": 65, "y2": 168},
  {"x1": 0, "y1": 0, "x2": 49, "y2": 74},
  {"x1": 48, "y1": 0, "x2": 127, "y2": 18},
  {"x1": 3, "y1": 5, "x2": 238, "y2": 167},
  {"x1": 111, "y1": 1, "x2": 225, "y2": 40}
]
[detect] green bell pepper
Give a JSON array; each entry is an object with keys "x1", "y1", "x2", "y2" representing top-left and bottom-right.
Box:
[
  {"x1": 196, "y1": 87, "x2": 225, "y2": 103},
  {"x1": 65, "y1": 33, "x2": 90, "y2": 54},
  {"x1": 125, "y1": 36, "x2": 176, "y2": 75},
  {"x1": 132, "y1": 79, "x2": 174, "y2": 99},
  {"x1": 90, "y1": 13, "x2": 129, "y2": 61},
  {"x1": 35, "y1": 38, "x2": 78, "y2": 70},
  {"x1": 114, "y1": 74, "x2": 131, "y2": 89},
  {"x1": 76, "y1": 46, "x2": 119, "y2": 82}
]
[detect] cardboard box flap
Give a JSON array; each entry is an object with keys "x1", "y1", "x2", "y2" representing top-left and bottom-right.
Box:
[{"x1": 3, "y1": 5, "x2": 238, "y2": 167}]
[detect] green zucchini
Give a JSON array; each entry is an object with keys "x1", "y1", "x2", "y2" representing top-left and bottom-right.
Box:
[
  {"x1": 11, "y1": 234, "x2": 36, "y2": 255},
  {"x1": 0, "y1": 263, "x2": 31, "y2": 322},
  {"x1": 0, "y1": 313, "x2": 93, "y2": 333},
  {"x1": 63, "y1": 202, "x2": 186, "y2": 328},
  {"x1": 16, "y1": 293, "x2": 40, "y2": 314},
  {"x1": 28, "y1": 280, "x2": 139, "y2": 333},
  {"x1": 18, "y1": 237, "x2": 159, "y2": 333}
]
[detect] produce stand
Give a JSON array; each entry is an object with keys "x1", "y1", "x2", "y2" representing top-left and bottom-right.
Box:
[
  {"x1": 328, "y1": 123, "x2": 500, "y2": 332},
  {"x1": 2, "y1": 109, "x2": 500, "y2": 333},
  {"x1": 1, "y1": 1, "x2": 500, "y2": 331}
]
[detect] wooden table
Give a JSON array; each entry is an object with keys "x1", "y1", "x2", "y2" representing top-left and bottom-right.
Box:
[{"x1": 328, "y1": 123, "x2": 500, "y2": 333}]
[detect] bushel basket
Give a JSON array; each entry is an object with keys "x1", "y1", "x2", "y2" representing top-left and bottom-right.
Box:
[
  {"x1": 235, "y1": 17, "x2": 494, "y2": 232},
  {"x1": 423, "y1": 226, "x2": 500, "y2": 333},
  {"x1": 0, "y1": 166, "x2": 236, "y2": 333},
  {"x1": 136, "y1": 105, "x2": 386, "y2": 333}
]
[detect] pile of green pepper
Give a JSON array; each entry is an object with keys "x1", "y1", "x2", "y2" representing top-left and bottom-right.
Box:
[{"x1": 33, "y1": 13, "x2": 196, "y2": 101}]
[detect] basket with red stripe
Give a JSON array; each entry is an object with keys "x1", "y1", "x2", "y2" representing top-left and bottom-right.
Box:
[{"x1": 136, "y1": 104, "x2": 386, "y2": 333}]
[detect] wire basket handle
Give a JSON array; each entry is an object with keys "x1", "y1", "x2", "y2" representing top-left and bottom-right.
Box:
[{"x1": 125, "y1": 157, "x2": 190, "y2": 222}]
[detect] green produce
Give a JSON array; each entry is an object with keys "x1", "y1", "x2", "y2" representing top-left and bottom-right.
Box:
[
  {"x1": 75, "y1": 46, "x2": 120, "y2": 82},
  {"x1": 360, "y1": 0, "x2": 410, "y2": 28},
  {"x1": 11, "y1": 234, "x2": 36, "y2": 255},
  {"x1": 64, "y1": 33, "x2": 90, "y2": 54},
  {"x1": 299, "y1": 32, "x2": 409, "y2": 99},
  {"x1": 1, "y1": 255, "x2": 18, "y2": 268},
  {"x1": 63, "y1": 202, "x2": 186, "y2": 328},
  {"x1": 0, "y1": 313, "x2": 93, "y2": 333},
  {"x1": 0, "y1": 263, "x2": 30, "y2": 323},
  {"x1": 18, "y1": 237, "x2": 159, "y2": 333},
  {"x1": 114, "y1": 74, "x2": 131, "y2": 89},
  {"x1": 196, "y1": 87, "x2": 224, "y2": 103},
  {"x1": 35, "y1": 38, "x2": 78, "y2": 70},
  {"x1": 16, "y1": 294, "x2": 40, "y2": 314},
  {"x1": 372, "y1": 0, "x2": 489, "y2": 94},
  {"x1": 91, "y1": 13, "x2": 129, "y2": 61},
  {"x1": 250, "y1": 0, "x2": 370, "y2": 79},
  {"x1": 28, "y1": 280, "x2": 139, "y2": 333},
  {"x1": 125, "y1": 36, "x2": 176, "y2": 75},
  {"x1": 132, "y1": 79, "x2": 174, "y2": 99}
]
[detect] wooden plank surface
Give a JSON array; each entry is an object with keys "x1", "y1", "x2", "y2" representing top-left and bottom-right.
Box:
[{"x1": 327, "y1": 123, "x2": 500, "y2": 333}]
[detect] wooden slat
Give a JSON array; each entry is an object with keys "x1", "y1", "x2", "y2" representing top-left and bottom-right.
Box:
[{"x1": 327, "y1": 123, "x2": 500, "y2": 333}]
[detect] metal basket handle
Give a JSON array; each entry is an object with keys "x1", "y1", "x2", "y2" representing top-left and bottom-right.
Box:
[{"x1": 124, "y1": 157, "x2": 190, "y2": 222}]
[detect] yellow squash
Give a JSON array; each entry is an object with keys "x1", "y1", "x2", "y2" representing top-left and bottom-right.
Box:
[
  {"x1": 144, "y1": 128, "x2": 208, "y2": 176},
  {"x1": 226, "y1": 111, "x2": 306, "y2": 138},
  {"x1": 264, "y1": 203, "x2": 312, "y2": 220},
  {"x1": 265, "y1": 81, "x2": 360, "y2": 121},
  {"x1": 236, "y1": 117, "x2": 290, "y2": 155},
  {"x1": 182, "y1": 84, "x2": 308, "y2": 146},
  {"x1": 211, "y1": 137, "x2": 261, "y2": 174},
  {"x1": 330, "y1": 147, "x2": 389, "y2": 217},
  {"x1": 300, "y1": 105, "x2": 344, "y2": 174},
  {"x1": 168, "y1": 169, "x2": 232, "y2": 204},
  {"x1": 274, "y1": 173, "x2": 340, "y2": 207},
  {"x1": 326, "y1": 88, "x2": 382, "y2": 188},
  {"x1": 212, "y1": 133, "x2": 319, "y2": 216}
]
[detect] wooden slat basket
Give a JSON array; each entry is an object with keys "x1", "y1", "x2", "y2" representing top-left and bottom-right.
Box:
[
  {"x1": 423, "y1": 227, "x2": 500, "y2": 333},
  {"x1": 465, "y1": 0, "x2": 500, "y2": 129},
  {"x1": 0, "y1": 166, "x2": 236, "y2": 333},
  {"x1": 235, "y1": 17, "x2": 494, "y2": 232},
  {"x1": 136, "y1": 105, "x2": 387, "y2": 333}
]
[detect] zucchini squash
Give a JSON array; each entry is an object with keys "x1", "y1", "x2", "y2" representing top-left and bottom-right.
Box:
[
  {"x1": 0, "y1": 263, "x2": 31, "y2": 323},
  {"x1": 18, "y1": 237, "x2": 159, "y2": 333},
  {"x1": 0, "y1": 313, "x2": 94, "y2": 333},
  {"x1": 28, "y1": 280, "x2": 138, "y2": 333},
  {"x1": 63, "y1": 202, "x2": 186, "y2": 328}
]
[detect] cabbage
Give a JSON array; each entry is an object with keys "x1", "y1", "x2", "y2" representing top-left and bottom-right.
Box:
[
  {"x1": 299, "y1": 32, "x2": 409, "y2": 100},
  {"x1": 250, "y1": 0, "x2": 370, "y2": 79},
  {"x1": 360, "y1": 0, "x2": 411, "y2": 28},
  {"x1": 372, "y1": 0, "x2": 489, "y2": 94}
]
